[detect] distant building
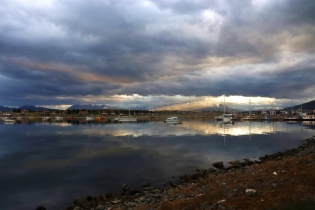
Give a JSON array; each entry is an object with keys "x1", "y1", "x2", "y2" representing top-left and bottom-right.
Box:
[{"x1": 79, "y1": 110, "x2": 88, "y2": 115}]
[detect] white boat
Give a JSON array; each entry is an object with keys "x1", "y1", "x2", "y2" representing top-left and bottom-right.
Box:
[
  {"x1": 242, "y1": 99, "x2": 256, "y2": 121},
  {"x1": 164, "y1": 116, "x2": 182, "y2": 124},
  {"x1": 223, "y1": 116, "x2": 232, "y2": 123},
  {"x1": 42, "y1": 116, "x2": 50, "y2": 121},
  {"x1": 42, "y1": 108, "x2": 50, "y2": 121},
  {"x1": 284, "y1": 102, "x2": 315, "y2": 121},
  {"x1": 216, "y1": 94, "x2": 232, "y2": 123},
  {"x1": 86, "y1": 108, "x2": 94, "y2": 121},
  {"x1": 114, "y1": 115, "x2": 137, "y2": 122},
  {"x1": 55, "y1": 116, "x2": 63, "y2": 121},
  {"x1": 55, "y1": 109, "x2": 64, "y2": 121},
  {"x1": 86, "y1": 116, "x2": 94, "y2": 121},
  {"x1": 3, "y1": 118, "x2": 16, "y2": 124},
  {"x1": 217, "y1": 114, "x2": 235, "y2": 121},
  {"x1": 114, "y1": 98, "x2": 138, "y2": 122}
]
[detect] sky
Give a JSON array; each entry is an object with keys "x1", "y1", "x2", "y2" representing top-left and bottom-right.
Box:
[{"x1": 1, "y1": 0, "x2": 315, "y2": 110}]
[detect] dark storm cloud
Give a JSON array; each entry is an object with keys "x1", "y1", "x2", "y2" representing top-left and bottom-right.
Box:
[{"x1": 0, "y1": 0, "x2": 315, "y2": 107}]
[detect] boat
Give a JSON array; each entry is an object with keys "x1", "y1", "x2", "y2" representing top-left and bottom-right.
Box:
[
  {"x1": 217, "y1": 113, "x2": 236, "y2": 121},
  {"x1": 86, "y1": 109, "x2": 94, "y2": 121},
  {"x1": 3, "y1": 118, "x2": 16, "y2": 124},
  {"x1": 95, "y1": 116, "x2": 105, "y2": 121},
  {"x1": 283, "y1": 102, "x2": 315, "y2": 121},
  {"x1": 55, "y1": 116, "x2": 63, "y2": 121},
  {"x1": 114, "y1": 115, "x2": 137, "y2": 122},
  {"x1": 55, "y1": 110, "x2": 63, "y2": 121},
  {"x1": 114, "y1": 98, "x2": 138, "y2": 122},
  {"x1": 164, "y1": 116, "x2": 182, "y2": 124},
  {"x1": 95, "y1": 110, "x2": 105, "y2": 121},
  {"x1": 223, "y1": 116, "x2": 233, "y2": 124},
  {"x1": 242, "y1": 99, "x2": 257, "y2": 121},
  {"x1": 42, "y1": 116, "x2": 50, "y2": 121},
  {"x1": 42, "y1": 108, "x2": 50, "y2": 121},
  {"x1": 283, "y1": 114, "x2": 315, "y2": 121},
  {"x1": 261, "y1": 114, "x2": 275, "y2": 121},
  {"x1": 215, "y1": 94, "x2": 232, "y2": 123},
  {"x1": 86, "y1": 116, "x2": 94, "y2": 121}
]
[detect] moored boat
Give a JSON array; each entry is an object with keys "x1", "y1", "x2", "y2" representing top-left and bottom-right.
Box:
[
  {"x1": 164, "y1": 116, "x2": 182, "y2": 124},
  {"x1": 95, "y1": 116, "x2": 105, "y2": 121},
  {"x1": 42, "y1": 116, "x2": 50, "y2": 121},
  {"x1": 261, "y1": 115, "x2": 276, "y2": 121},
  {"x1": 114, "y1": 115, "x2": 137, "y2": 122},
  {"x1": 86, "y1": 116, "x2": 94, "y2": 121},
  {"x1": 55, "y1": 116, "x2": 63, "y2": 121},
  {"x1": 216, "y1": 114, "x2": 235, "y2": 121},
  {"x1": 3, "y1": 118, "x2": 16, "y2": 124}
]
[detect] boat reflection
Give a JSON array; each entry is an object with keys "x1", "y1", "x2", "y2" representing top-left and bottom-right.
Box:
[{"x1": 13, "y1": 119, "x2": 307, "y2": 138}]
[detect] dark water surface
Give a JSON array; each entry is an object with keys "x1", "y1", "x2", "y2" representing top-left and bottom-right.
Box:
[{"x1": 0, "y1": 119, "x2": 314, "y2": 210}]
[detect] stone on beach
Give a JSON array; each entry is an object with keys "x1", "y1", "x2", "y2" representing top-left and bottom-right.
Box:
[
  {"x1": 212, "y1": 161, "x2": 225, "y2": 170},
  {"x1": 141, "y1": 181, "x2": 151, "y2": 187}
]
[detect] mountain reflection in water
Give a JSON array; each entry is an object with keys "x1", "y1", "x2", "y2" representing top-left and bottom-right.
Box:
[{"x1": 0, "y1": 119, "x2": 314, "y2": 210}]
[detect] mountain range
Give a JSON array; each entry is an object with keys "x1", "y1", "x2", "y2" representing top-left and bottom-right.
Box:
[
  {"x1": 67, "y1": 104, "x2": 117, "y2": 110},
  {"x1": 0, "y1": 104, "x2": 148, "y2": 111},
  {"x1": 67, "y1": 104, "x2": 148, "y2": 110},
  {"x1": 0, "y1": 100, "x2": 314, "y2": 112},
  {"x1": 283, "y1": 100, "x2": 315, "y2": 112}
]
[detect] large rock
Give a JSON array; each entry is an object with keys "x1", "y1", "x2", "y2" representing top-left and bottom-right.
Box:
[
  {"x1": 212, "y1": 161, "x2": 225, "y2": 170},
  {"x1": 141, "y1": 181, "x2": 151, "y2": 187},
  {"x1": 208, "y1": 167, "x2": 217, "y2": 173},
  {"x1": 73, "y1": 197, "x2": 86, "y2": 205},
  {"x1": 129, "y1": 188, "x2": 141, "y2": 195},
  {"x1": 122, "y1": 184, "x2": 129, "y2": 191},
  {"x1": 86, "y1": 195, "x2": 92, "y2": 201}
]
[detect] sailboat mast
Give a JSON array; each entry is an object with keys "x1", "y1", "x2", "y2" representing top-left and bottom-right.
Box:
[
  {"x1": 223, "y1": 94, "x2": 225, "y2": 115},
  {"x1": 129, "y1": 98, "x2": 130, "y2": 116},
  {"x1": 249, "y1": 99, "x2": 251, "y2": 116}
]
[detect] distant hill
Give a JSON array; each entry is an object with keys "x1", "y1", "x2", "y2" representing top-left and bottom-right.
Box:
[
  {"x1": 0, "y1": 106, "x2": 17, "y2": 111},
  {"x1": 154, "y1": 103, "x2": 241, "y2": 112},
  {"x1": 198, "y1": 105, "x2": 241, "y2": 112},
  {"x1": 0, "y1": 105, "x2": 55, "y2": 111},
  {"x1": 283, "y1": 100, "x2": 315, "y2": 112},
  {"x1": 67, "y1": 104, "x2": 122, "y2": 110},
  {"x1": 130, "y1": 106, "x2": 148, "y2": 110},
  {"x1": 18, "y1": 105, "x2": 56, "y2": 111}
]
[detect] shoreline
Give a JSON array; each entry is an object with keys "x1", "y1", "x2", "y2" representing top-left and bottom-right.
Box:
[
  {"x1": 36, "y1": 135, "x2": 315, "y2": 210},
  {"x1": 4, "y1": 112, "x2": 313, "y2": 122}
]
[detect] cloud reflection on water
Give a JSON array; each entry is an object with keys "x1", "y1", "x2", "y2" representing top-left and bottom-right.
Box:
[
  {"x1": 0, "y1": 120, "x2": 313, "y2": 210},
  {"x1": 36, "y1": 120, "x2": 305, "y2": 137}
]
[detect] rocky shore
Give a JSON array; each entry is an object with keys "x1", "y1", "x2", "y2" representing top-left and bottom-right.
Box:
[{"x1": 37, "y1": 136, "x2": 315, "y2": 210}]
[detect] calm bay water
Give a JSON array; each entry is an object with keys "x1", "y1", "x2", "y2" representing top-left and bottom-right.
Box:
[{"x1": 0, "y1": 119, "x2": 315, "y2": 210}]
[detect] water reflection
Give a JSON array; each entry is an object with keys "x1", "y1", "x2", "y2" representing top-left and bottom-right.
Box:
[
  {"x1": 6, "y1": 118, "x2": 313, "y2": 136},
  {"x1": 21, "y1": 120, "x2": 305, "y2": 137},
  {"x1": 0, "y1": 119, "x2": 315, "y2": 210}
]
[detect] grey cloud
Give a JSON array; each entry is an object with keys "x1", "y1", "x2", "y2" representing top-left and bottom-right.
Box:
[
  {"x1": 149, "y1": 0, "x2": 219, "y2": 15},
  {"x1": 0, "y1": 0, "x2": 315, "y2": 107}
]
